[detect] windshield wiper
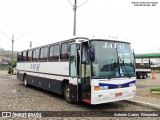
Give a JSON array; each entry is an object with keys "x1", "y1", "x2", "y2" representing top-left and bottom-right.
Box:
[
  {"x1": 108, "y1": 62, "x2": 120, "y2": 79},
  {"x1": 108, "y1": 71, "x2": 116, "y2": 79}
]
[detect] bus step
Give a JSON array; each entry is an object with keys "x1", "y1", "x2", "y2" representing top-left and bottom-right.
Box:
[
  {"x1": 86, "y1": 92, "x2": 91, "y2": 98},
  {"x1": 83, "y1": 99, "x2": 91, "y2": 103}
]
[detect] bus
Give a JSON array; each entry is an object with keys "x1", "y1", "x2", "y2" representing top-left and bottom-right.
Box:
[{"x1": 16, "y1": 37, "x2": 136, "y2": 105}]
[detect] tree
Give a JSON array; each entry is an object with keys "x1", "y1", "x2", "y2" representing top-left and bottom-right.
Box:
[
  {"x1": 8, "y1": 60, "x2": 17, "y2": 74},
  {"x1": 13, "y1": 60, "x2": 17, "y2": 68}
]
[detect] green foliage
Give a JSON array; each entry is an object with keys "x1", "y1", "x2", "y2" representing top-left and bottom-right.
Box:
[
  {"x1": 8, "y1": 67, "x2": 12, "y2": 74},
  {"x1": 7, "y1": 60, "x2": 17, "y2": 74},
  {"x1": 0, "y1": 59, "x2": 16, "y2": 73},
  {"x1": 13, "y1": 60, "x2": 17, "y2": 68},
  {"x1": 0, "y1": 64, "x2": 9, "y2": 70},
  {"x1": 150, "y1": 88, "x2": 160, "y2": 92}
]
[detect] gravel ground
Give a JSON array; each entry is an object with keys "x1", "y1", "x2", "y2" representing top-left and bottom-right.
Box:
[{"x1": 0, "y1": 71, "x2": 159, "y2": 120}]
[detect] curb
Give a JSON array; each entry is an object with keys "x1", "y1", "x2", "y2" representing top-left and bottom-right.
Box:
[
  {"x1": 125, "y1": 100, "x2": 160, "y2": 110},
  {"x1": 151, "y1": 91, "x2": 160, "y2": 95}
]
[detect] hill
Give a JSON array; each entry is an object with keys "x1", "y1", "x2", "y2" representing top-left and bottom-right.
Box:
[{"x1": 0, "y1": 47, "x2": 5, "y2": 51}]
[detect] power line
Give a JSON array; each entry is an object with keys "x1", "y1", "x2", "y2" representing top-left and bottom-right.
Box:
[
  {"x1": 0, "y1": 30, "x2": 11, "y2": 40},
  {"x1": 67, "y1": 0, "x2": 73, "y2": 6},
  {"x1": 77, "y1": 0, "x2": 90, "y2": 8},
  {"x1": 14, "y1": 32, "x2": 29, "y2": 41}
]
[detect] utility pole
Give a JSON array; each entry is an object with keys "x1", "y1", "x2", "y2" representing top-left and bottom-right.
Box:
[
  {"x1": 73, "y1": 0, "x2": 77, "y2": 36},
  {"x1": 67, "y1": 0, "x2": 89, "y2": 36},
  {"x1": 0, "y1": 31, "x2": 28, "y2": 74},
  {"x1": 30, "y1": 41, "x2": 32, "y2": 48},
  {"x1": 11, "y1": 34, "x2": 14, "y2": 74}
]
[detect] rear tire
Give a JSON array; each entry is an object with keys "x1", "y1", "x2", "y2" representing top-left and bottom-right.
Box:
[
  {"x1": 64, "y1": 84, "x2": 72, "y2": 103},
  {"x1": 142, "y1": 73, "x2": 147, "y2": 79},
  {"x1": 24, "y1": 75, "x2": 28, "y2": 87}
]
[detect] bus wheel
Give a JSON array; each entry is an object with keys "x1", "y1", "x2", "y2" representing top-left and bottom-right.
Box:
[
  {"x1": 139, "y1": 74, "x2": 143, "y2": 79},
  {"x1": 64, "y1": 84, "x2": 72, "y2": 103},
  {"x1": 24, "y1": 75, "x2": 28, "y2": 87},
  {"x1": 143, "y1": 73, "x2": 147, "y2": 79}
]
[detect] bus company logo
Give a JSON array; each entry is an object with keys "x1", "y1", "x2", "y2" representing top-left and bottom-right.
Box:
[
  {"x1": 103, "y1": 42, "x2": 125, "y2": 49},
  {"x1": 118, "y1": 84, "x2": 122, "y2": 88},
  {"x1": 30, "y1": 64, "x2": 40, "y2": 71}
]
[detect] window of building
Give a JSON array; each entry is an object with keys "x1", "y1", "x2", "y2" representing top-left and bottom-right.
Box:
[
  {"x1": 40, "y1": 47, "x2": 48, "y2": 61},
  {"x1": 32, "y1": 48, "x2": 39, "y2": 61},
  {"x1": 49, "y1": 44, "x2": 60, "y2": 61},
  {"x1": 61, "y1": 43, "x2": 69, "y2": 60}
]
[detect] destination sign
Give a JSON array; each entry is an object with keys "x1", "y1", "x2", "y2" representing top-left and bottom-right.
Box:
[{"x1": 103, "y1": 42, "x2": 125, "y2": 49}]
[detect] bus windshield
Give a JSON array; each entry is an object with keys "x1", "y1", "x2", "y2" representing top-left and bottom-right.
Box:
[{"x1": 90, "y1": 40, "x2": 136, "y2": 79}]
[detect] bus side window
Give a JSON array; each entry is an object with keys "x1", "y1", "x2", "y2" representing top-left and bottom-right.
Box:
[
  {"x1": 26, "y1": 50, "x2": 32, "y2": 62},
  {"x1": 61, "y1": 43, "x2": 69, "y2": 60},
  {"x1": 49, "y1": 44, "x2": 60, "y2": 61},
  {"x1": 32, "y1": 48, "x2": 39, "y2": 62},
  {"x1": 17, "y1": 52, "x2": 21, "y2": 62},
  {"x1": 22, "y1": 51, "x2": 26, "y2": 62},
  {"x1": 40, "y1": 47, "x2": 48, "y2": 61}
]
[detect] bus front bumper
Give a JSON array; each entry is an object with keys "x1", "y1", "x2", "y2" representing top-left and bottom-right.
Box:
[{"x1": 91, "y1": 86, "x2": 136, "y2": 105}]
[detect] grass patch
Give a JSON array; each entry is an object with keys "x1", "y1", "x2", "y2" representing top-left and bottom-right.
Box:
[{"x1": 150, "y1": 88, "x2": 160, "y2": 92}]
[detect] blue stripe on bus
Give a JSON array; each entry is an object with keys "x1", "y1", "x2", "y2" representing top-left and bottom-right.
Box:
[{"x1": 99, "y1": 80, "x2": 136, "y2": 88}]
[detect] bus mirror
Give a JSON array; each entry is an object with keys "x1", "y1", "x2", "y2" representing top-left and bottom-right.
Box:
[
  {"x1": 77, "y1": 44, "x2": 80, "y2": 50},
  {"x1": 89, "y1": 46, "x2": 95, "y2": 62},
  {"x1": 132, "y1": 49, "x2": 135, "y2": 58},
  {"x1": 113, "y1": 62, "x2": 118, "y2": 67},
  {"x1": 122, "y1": 61, "x2": 125, "y2": 66}
]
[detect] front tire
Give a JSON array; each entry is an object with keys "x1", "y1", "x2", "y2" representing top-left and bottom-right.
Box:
[
  {"x1": 139, "y1": 73, "x2": 143, "y2": 79},
  {"x1": 24, "y1": 75, "x2": 28, "y2": 87},
  {"x1": 64, "y1": 84, "x2": 72, "y2": 103}
]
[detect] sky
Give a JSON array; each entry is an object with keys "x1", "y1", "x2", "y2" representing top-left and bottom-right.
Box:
[{"x1": 0, "y1": 0, "x2": 159, "y2": 54}]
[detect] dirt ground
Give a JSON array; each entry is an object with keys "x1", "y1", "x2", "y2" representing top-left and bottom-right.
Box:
[{"x1": 135, "y1": 73, "x2": 160, "y2": 104}]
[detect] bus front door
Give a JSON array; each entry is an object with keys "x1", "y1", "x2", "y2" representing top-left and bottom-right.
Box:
[
  {"x1": 81, "y1": 42, "x2": 91, "y2": 103},
  {"x1": 69, "y1": 43, "x2": 78, "y2": 102}
]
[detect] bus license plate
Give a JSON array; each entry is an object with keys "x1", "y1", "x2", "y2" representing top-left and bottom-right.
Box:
[{"x1": 115, "y1": 93, "x2": 122, "y2": 97}]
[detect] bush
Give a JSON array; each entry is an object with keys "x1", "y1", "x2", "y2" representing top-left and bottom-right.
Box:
[
  {"x1": 8, "y1": 67, "x2": 13, "y2": 74},
  {"x1": 150, "y1": 88, "x2": 160, "y2": 92}
]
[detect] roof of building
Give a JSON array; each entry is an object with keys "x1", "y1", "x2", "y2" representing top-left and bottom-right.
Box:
[{"x1": 135, "y1": 53, "x2": 160, "y2": 58}]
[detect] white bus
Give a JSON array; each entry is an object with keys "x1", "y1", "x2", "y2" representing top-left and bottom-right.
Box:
[{"x1": 17, "y1": 37, "x2": 136, "y2": 104}]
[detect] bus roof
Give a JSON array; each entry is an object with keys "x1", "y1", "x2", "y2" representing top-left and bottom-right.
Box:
[{"x1": 18, "y1": 37, "x2": 130, "y2": 52}]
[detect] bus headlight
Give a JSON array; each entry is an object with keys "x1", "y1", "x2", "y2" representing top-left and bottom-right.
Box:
[
  {"x1": 94, "y1": 86, "x2": 108, "y2": 90},
  {"x1": 103, "y1": 86, "x2": 108, "y2": 90},
  {"x1": 129, "y1": 83, "x2": 135, "y2": 87},
  {"x1": 99, "y1": 86, "x2": 104, "y2": 90}
]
